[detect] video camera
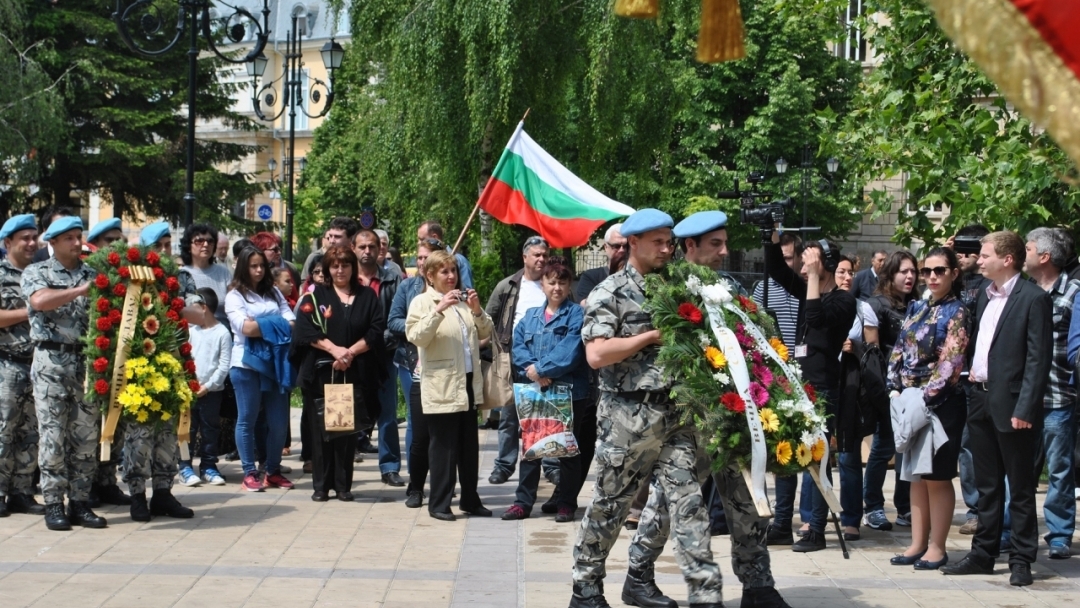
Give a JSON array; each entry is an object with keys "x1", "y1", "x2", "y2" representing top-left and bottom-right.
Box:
[{"x1": 716, "y1": 172, "x2": 796, "y2": 231}]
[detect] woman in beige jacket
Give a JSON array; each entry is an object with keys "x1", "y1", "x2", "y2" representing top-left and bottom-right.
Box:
[{"x1": 405, "y1": 250, "x2": 494, "y2": 520}]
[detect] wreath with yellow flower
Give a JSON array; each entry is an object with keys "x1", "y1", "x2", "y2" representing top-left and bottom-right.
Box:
[
  {"x1": 82, "y1": 243, "x2": 199, "y2": 426},
  {"x1": 644, "y1": 262, "x2": 828, "y2": 476}
]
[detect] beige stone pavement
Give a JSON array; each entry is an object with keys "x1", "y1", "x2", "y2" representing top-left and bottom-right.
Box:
[{"x1": 1, "y1": 411, "x2": 1079, "y2": 607}]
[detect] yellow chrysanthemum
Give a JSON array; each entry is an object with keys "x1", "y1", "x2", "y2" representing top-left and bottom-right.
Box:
[
  {"x1": 769, "y1": 337, "x2": 788, "y2": 361},
  {"x1": 136, "y1": 410, "x2": 149, "y2": 423},
  {"x1": 149, "y1": 400, "x2": 161, "y2": 412},
  {"x1": 161, "y1": 412, "x2": 171, "y2": 421},
  {"x1": 796, "y1": 443, "x2": 812, "y2": 466},
  {"x1": 758, "y1": 408, "x2": 780, "y2": 433},
  {"x1": 775, "y1": 441, "x2": 792, "y2": 466},
  {"x1": 704, "y1": 346, "x2": 727, "y2": 369},
  {"x1": 811, "y1": 438, "x2": 826, "y2": 462}
]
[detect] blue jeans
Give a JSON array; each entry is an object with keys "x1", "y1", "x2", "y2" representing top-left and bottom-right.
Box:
[
  {"x1": 493, "y1": 402, "x2": 520, "y2": 476},
  {"x1": 377, "y1": 359, "x2": 401, "y2": 475},
  {"x1": 230, "y1": 367, "x2": 289, "y2": 476},
  {"x1": 863, "y1": 418, "x2": 911, "y2": 515},
  {"x1": 396, "y1": 364, "x2": 413, "y2": 460},
  {"x1": 774, "y1": 472, "x2": 813, "y2": 526},
  {"x1": 839, "y1": 451, "x2": 863, "y2": 527}
]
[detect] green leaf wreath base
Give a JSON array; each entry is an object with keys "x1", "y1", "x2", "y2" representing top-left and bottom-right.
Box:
[
  {"x1": 644, "y1": 262, "x2": 829, "y2": 477},
  {"x1": 81, "y1": 243, "x2": 199, "y2": 426}
]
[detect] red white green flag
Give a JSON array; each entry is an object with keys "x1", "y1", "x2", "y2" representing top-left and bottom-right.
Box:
[{"x1": 477, "y1": 122, "x2": 636, "y2": 248}]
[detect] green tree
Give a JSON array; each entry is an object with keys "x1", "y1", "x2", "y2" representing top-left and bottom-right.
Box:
[
  {"x1": 21, "y1": 0, "x2": 262, "y2": 226},
  {"x1": 826, "y1": 0, "x2": 1079, "y2": 247},
  {"x1": 302, "y1": 0, "x2": 862, "y2": 274}
]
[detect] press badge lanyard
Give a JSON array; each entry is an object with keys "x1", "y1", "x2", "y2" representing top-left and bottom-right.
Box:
[{"x1": 794, "y1": 286, "x2": 839, "y2": 359}]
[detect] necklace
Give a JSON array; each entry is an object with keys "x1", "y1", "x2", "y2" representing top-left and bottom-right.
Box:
[{"x1": 336, "y1": 287, "x2": 354, "y2": 307}]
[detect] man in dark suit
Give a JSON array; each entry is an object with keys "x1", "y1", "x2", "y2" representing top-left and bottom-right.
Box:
[
  {"x1": 849, "y1": 249, "x2": 887, "y2": 300},
  {"x1": 942, "y1": 231, "x2": 1052, "y2": 586}
]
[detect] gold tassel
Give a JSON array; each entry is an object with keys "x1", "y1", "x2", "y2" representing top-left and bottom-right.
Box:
[
  {"x1": 614, "y1": 0, "x2": 659, "y2": 19},
  {"x1": 696, "y1": 0, "x2": 746, "y2": 63}
]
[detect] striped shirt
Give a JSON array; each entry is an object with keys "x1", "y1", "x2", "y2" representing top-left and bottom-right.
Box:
[
  {"x1": 753, "y1": 278, "x2": 800, "y2": 347},
  {"x1": 1045, "y1": 272, "x2": 1080, "y2": 409}
]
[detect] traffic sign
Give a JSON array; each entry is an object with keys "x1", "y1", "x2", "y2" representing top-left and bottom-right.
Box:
[{"x1": 257, "y1": 204, "x2": 273, "y2": 221}]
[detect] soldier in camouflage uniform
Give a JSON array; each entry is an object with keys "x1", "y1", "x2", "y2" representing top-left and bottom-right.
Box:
[
  {"x1": 0, "y1": 215, "x2": 45, "y2": 517},
  {"x1": 628, "y1": 212, "x2": 791, "y2": 608},
  {"x1": 119, "y1": 221, "x2": 193, "y2": 522},
  {"x1": 569, "y1": 209, "x2": 722, "y2": 608},
  {"x1": 22, "y1": 217, "x2": 107, "y2": 530}
]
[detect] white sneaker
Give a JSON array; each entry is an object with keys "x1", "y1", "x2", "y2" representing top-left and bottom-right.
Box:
[
  {"x1": 179, "y1": 466, "x2": 201, "y2": 487},
  {"x1": 1074, "y1": 488, "x2": 1080, "y2": 500},
  {"x1": 202, "y1": 469, "x2": 225, "y2": 486}
]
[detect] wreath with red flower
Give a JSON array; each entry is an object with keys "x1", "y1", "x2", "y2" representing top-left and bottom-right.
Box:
[{"x1": 82, "y1": 243, "x2": 199, "y2": 425}]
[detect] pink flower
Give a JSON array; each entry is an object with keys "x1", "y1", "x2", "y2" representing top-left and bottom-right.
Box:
[
  {"x1": 753, "y1": 364, "x2": 773, "y2": 388},
  {"x1": 749, "y1": 382, "x2": 769, "y2": 407},
  {"x1": 750, "y1": 350, "x2": 764, "y2": 366}
]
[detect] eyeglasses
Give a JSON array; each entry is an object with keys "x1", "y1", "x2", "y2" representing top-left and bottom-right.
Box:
[
  {"x1": 311, "y1": 267, "x2": 324, "y2": 275},
  {"x1": 522, "y1": 236, "x2": 548, "y2": 253},
  {"x1": 264, "y1": 246, "x2": 280, "y2": 253},
  {"x1": 919, "y1": 266, "x2": 950, "y2": 278},
  {"x1": 192, "y1": 237, "x2": 212, "y2": 246},
  {"x1": 605, "y1": 242, "x2": 628, "y2": 251}
]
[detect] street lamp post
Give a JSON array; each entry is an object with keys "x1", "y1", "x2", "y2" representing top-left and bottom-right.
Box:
[
  {"x1": 247, "y1": 9, "x2": 343, "y2": 262},
  {"x1": 774, "y1": 144, "x2": 839, "y2": 228},
  {"x1": 113, "y1": 0, "x2": 271, "y2": 228}
]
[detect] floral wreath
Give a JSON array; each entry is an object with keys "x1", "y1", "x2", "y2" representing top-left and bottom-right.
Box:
[
  {"x1": 644, "y1": 262, "x2": 828, "y2": 477},
  {"x1": 82, "y1": 243, "x2": 199, "y2": 427}
]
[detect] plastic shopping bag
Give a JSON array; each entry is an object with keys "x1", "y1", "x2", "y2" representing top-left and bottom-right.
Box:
[{"x1": 513, "y1": 382, "x2": 579, "y2": 460}]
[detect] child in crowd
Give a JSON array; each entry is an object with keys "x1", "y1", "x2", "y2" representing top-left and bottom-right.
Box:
[
  {"x1": 178, "y1": 288, "x2": 232, "y2": 486},
  {"x1": 272, "y1": 267, "x2": 297, "y2": 308}
]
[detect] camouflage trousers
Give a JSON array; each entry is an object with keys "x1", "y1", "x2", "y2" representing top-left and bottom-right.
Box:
[
  {"x1": 32, "y1": 350, "x2": 98, "y2": 504},
  {"x1": 122, "y1": 420, "x2": 179, "y2": 495},
  {"x1": 94, "y1": 425, "x2": 124, "y2": 488},
  {"x1": 632, "y1": 461, "x2": 775, "y2": 589},
  {"x1": 0, "y1": 357, "x2": 38, "y2": 496},
  {"x1": 572, "y1": 393, "x2": 722, "y2": 604}
]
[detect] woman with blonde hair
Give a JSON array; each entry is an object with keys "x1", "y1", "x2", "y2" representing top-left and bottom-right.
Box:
[{"x1": 405, "y1": 250, "x2": 493, "y2": 520}]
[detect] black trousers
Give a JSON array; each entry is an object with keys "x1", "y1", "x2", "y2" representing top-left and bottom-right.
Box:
[
  {"x1": 515, "y1": 398, "x2": 597, "y2": 511},
  {"x1": 305, "y1": 396, "x2": 359, "y2": 494},
  {"x1": 968, "y1": 388, "x2": 1040, "y2": 565},
  {"x1": 427, "y1": 373, "x2": 483, "y2": 515},
  {"x1": 406, "y1": 381, "x2": 428, "y2": 494},
  {"x1": 190, "y1": 391, "x2": 222, "y2": 470}
]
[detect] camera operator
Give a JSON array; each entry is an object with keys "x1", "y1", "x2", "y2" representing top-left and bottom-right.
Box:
[{"x1": 764, "y1": 227, "x2": 857, "y2": 552}]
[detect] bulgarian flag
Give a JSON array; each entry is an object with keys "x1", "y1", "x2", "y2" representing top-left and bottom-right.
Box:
[{"x1": 478, "y1": 122, "x2": 636, "y2": 248}]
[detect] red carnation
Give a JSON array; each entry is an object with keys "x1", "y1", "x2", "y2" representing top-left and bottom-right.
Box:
[
  {"x1": 153, "y1": 267, "x2": 165, "y2": 280},
  {"x1": 95, "y1": 274, "x2": 110, "y2": 289},
  {"x1": 159, "y1": 290, "x2": 170, "y2": 303},
  {"x1": 171, "y1": 297, "x2": 185, "y2": 311},
  {"x1": 113, "y1": 283, "x2": 126, "y2": 297},
  {"x1": 107, "y1": 252, "x2": 121, "y2": 267},
  {"x1": 184, "y1": 360, "x2": 196, "y2": 374},
  {"x1": 178, "y1": 319, "x2": 189, "y2": 331},
  {"x1": 96, "y1": 317, "x2": 113, "y2": 332},
  {"x1": 677, "y1": 302, "x2": 703, "y2": 325},
  {"x1": 166, "y1": 310, "x2": 180, "y2": 322},
  {"x1": 93, "y1": 357, "x2": 110, "y2": 373},
  {"x1": 95, "y1": 336, "x2": 111, "y2": 350},
  {"x1": 721, "y1": 392, "x2": 746, "y2": 414},
  {"x1": 804, "y1": 383, "x2": 817, "y2": 403},
  {"x1": 146, "y1": 251, "x2": 160, "y2": 266},
  {"x1": 96, "y1": 297, "x2": 110, "y2": 312},
  {"x1": 126, "y1": 247, "x2": 141, "y2": 263},
  {"x1": 118, "y1": 266, "x2": 130, "y2": 278},
  {"x1": 166, "y1": 277, "x2": 180, "y2": 292},
  {"x1": 179, "y1": 342, "x2": 192, "y2": 356},
  {"x1": 108, "y1": 309, "x2": 122, "y2": 323},
  {"x1": 737, "y1": 295, "x2": 758, "y2": 314},
  {"x1": 94, "y1": 379, "x2": 110, "y2": 395},
  {"x1": 188, "y1": 380, "x2": 201, "y2": 393}
]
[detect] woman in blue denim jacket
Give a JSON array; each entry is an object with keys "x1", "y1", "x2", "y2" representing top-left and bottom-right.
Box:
[{"x1": 504, "y1": 257, "x2": 593, "y2": 522}]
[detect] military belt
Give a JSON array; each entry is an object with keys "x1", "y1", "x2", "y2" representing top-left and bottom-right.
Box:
[
  {"x1": 0, "y1": 350, "x2": 32, "y2": 364},
  {"x1": 38, "y1": 340, "x2": 80, "y2": 354},
  {"x1": 616, "y1": 390, "x2": 673, "y2": 405}
]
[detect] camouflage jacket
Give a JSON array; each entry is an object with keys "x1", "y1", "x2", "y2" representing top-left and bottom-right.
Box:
[
  {"x1": 0, "y1": 260, "x2": 32, "y2": 357},
  {"x1": 22, "y1": 257, "x2": 96, "y2": 345},
  {"x1": 581, "y1": 264, "x2": 669, "y2": 393}
]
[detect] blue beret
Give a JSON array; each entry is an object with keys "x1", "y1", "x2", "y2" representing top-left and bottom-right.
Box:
[
  {"x1": 42, "y1": 216, "x2": 84, "y2": 241},
  {"x1": 87, "y1": 218, "x2": 122, "y2": 244},
  {"x1": 0, "y1": 214, "x2": 37, "y2": 241},
  {"x1": 140, "y1": 221, "x2": 171, "y2": 246},
  {"x1": 620, "y1": 208, "x2": 673, "y2": 237},
  {"x1": 673, "y1": 211, "x2": 729, "y2": 239}
]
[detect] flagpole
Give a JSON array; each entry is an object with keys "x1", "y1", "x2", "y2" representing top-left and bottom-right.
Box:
[{"x1": 452, "y1": 109, "x2": 530, "y2": 255}]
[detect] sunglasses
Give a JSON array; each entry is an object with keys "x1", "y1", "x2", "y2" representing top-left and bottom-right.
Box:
[
  {"x1": 606, "y1": 242, "x2": 629, "y2": 251},
  {"x1": 264, "y1": 246, "x2": 281, "y2": 253},
  {"x1": 422, "y1": 238, "x2": 445, "y2": 250},
  {"x1": 919, "y1": 266, "x2": 951, "y2": 278},
  {"x1": 192, "y1": 237, "x2": 213, "y2": 246}
]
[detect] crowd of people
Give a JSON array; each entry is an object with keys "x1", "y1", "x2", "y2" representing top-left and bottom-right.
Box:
[{"x1": 0, "y1": 203, "x2": 1076, "y2": 607}]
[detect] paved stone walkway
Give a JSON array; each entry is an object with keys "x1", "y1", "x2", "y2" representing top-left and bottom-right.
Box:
[{"x1": 1, "y1": 411, "x2": 1078, "y2": 607}]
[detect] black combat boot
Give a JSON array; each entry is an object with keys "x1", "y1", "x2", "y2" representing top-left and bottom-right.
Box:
[
  {"x1": 130, "y1": 492, "x2": 151, "y2": 522},
  {"x1": 67, "y1": 500, "x2": 107, "y2": 528},
  {"x1": 44, "y1": 502, "x2": 71, "y2": 531},
  {"x1": 569, "y1": 583, "x2": 612, "y2": 608},
  {"x1": 621, "y1": 569, "x2": 677, "y2": 608},
  {"x1": 7, "y1": 493, "x2": 46, "y2": 515},
  {"x1": 150, "y1": 489, "x2": 194, "y2": 518},
  {"x1": 97, "y1": 483, "x2": 132, "y2": 506},
  {"x1": 0, "y1": 496, "x2": 8, "y2": 517},
  {"x1": 740, "y1": 586, "x2": 793, "y2": 608}
]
